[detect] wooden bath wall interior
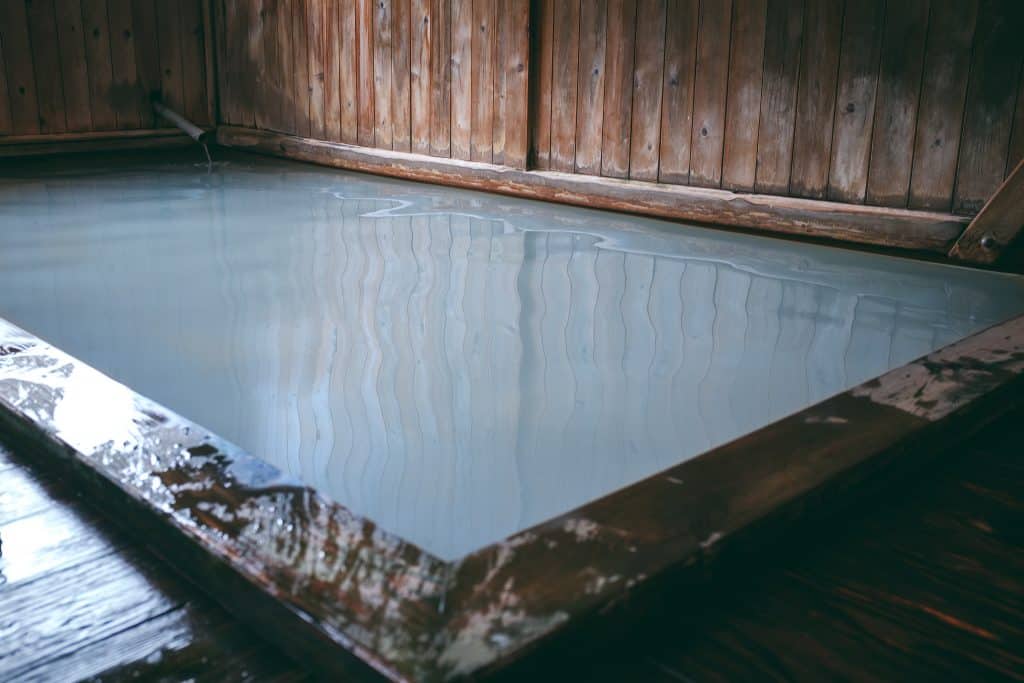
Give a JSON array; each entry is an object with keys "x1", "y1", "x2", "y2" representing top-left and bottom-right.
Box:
[{"x1": 1, "y1": 151, "x2": 1024, "y2": 680}]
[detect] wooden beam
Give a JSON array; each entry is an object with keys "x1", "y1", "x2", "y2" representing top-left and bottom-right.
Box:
[
  {"x1": 949, "y1": 157, "x2": 1024, "y2": 264},
  {"x1": 0, "y1": 129, "x2": 202, "y2": 157},
  {"x1": 216, "y1": 125, "x2": 969, "y2": 252}
]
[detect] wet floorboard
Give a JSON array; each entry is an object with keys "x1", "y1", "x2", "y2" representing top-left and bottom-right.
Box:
[
  {"x1": 1, "y1": 409, "x2": 1021, "y2": 682},
  {"x1": 0, "y1": 441, "x2": 305, "y2": 683}
]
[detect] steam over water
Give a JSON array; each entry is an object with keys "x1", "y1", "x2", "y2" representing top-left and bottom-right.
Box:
[{"x1": 2, "y1": 151, "x2": 1022, "y2": 559}]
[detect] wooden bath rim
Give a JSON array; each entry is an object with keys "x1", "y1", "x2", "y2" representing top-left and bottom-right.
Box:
[{"x1": 1, "y1": 312, "x2": 1023, "y2": 681}]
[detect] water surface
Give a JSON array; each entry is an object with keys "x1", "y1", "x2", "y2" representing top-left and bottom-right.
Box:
[{"x1": 2, "y1": 151, "x2": 1022, "y2": 559}]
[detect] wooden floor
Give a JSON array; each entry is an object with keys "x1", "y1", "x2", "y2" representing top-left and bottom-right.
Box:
[{"x1": 1, "y1": 408, "x2": 1022, "y2": 681}]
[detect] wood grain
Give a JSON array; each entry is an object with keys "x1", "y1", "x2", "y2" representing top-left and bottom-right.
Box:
[
  {"x1": 26, "y1": 0, "x2": 67, "y2": 133},
  {"x1": 953, "y1": 0, "x2": 1024, "y2": 214},
  {"x1": 178, "y1": 0, "x2": 208, "y2": 124},
  {"x1": 528, "y1": 0, "x2": 554, "y2": 169},
  {"x1": 789, "y1": 0, "x2": 844, "y2": 199},
  {"x1": 950, "y1": 157, "x2": 1024, "y2": 263},
  {"x1": 721, "y1": 0, "x2": 767, "y2": 192},
  {"x1": 340, "y1": 0, "x2": 359, "y2": 143},
  {"x1": 628, "y1": 0, "x2": 667, "y2": 182},
  {"x1": 657, "y1": 0, "x2": 699, "y2": 184},
  {"x1": 502, "y1": 0, "x2": 530, "y2": 169},
  {"x1": 491, "y1": 0, "x2": 507, "y2": 163},
  {"x1": 600, "y1": 0, "x2": 637, "y2": 179},
  {"x1": 307, "y1": 0, "x2": 327, "y2": 140},
  {"x1": 54, "y1": 0, "x2": 95, "y2": 132},
  {"x1": 827, "y1": 0, "x2": 884, "y2": 203},
  {"x1": 82, "y1": 0, "x2": 119, "y2": 130},
  {"x1": 907, "y1": 0, "x2": 978, "y2": 211},
  {"x1": 155, "y1": 0, "x2": 185, "y2": 116},
  {"x1": 131, "y1": 0, "x2": 164, "y2": 128},
  {"x1": 754, "y1": 0, "x2": 803, "y2": 195},
  {"x1": 865, "y1": 0, "x2": 929, "y2": 208},
  {"x1": 291, "y1": 0, "x2": 310, "y2": 137},
  {"x1": 689, "y1": 0, "x2": 732, "y2": 187},
  {"x1": 106, "y1": 0, "x2": 143, "y2": 129},
  {"x1": 410, "y1": 0, "x2": 431, "y2": 154},
  {"x1": 391, "y1": 0, "x2": 413, "y2": 151},
  {"x1": 374, "y1": 0, "x2": 394, "y2": 148},
  {"x1": 0, "y1": 1, "x2": 40, "y2": 134},
  {"x1": 471, "y1": 0, "x2": 495, "y2": 162},
  {"x1": 357, "y1": 0, "x2": 375, "y2": 145},
  {"x1": 549, "y1": 0, "x2": 580, "y2": 172},
  {"x1": 451, "y1": 0, "x2": 472, "y2": 159},
  {"x1": 0, "y1": 36, "x2": 10, "y2": 135},
  {"x1": 323, "y1": 0, "x2": 343, "y2": 142},
  {"x1": 574, "y1": 0, "x2": 607, "y2": 175},
  {"x1": 429, "y1": 0, "x2": 451, "y2": 156}
]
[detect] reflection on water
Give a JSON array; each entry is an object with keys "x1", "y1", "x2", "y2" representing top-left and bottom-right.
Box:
[{"x1": 1, "y1": 152, "x2": 1022, "y2": 559}]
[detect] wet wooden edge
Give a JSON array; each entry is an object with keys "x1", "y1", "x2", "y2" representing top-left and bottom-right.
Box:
[
  {"x1": 215, "y1": 125, "x2": 969, "y2": 253},
  {"x1": 1, "y1": 311, "x2": 1023, "y2": 681}
]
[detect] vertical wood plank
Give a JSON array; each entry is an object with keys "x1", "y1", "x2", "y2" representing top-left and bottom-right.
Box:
[
  {"x1": 307, "y1": 0, "x2": 327, "y2": 139},
  {"x1": 357, "y1": 0, "x2": 375, "y2": 145},
  {"x1": 244, "y1": 0, "x2": 262, "y2": 128},
  {"x1": 201, "y1": 0, "x2": 215, "y2": 124},
  {"x1": 292, "y1": 0, "x2": 311, "y2": 137},
  {"x1": 953, "y1": 0, "x2": 1024, "y2": 214},
  {"x1": 391, "y1": 0, "x2": 412, "y2": 150},
  {"x1": 131, "y1": 0, "x2": 163, "y2": 127},
  {"x1": 574, "y1": 0, "x2": 607, "y2": 175},
  {"x1": 303, "y1": 0, "x2": 323, "y2": 140},
  {"x1": 251, "y1": 0, "x2": 268, "y2": 129},
  {"x1": 502, "y1": 0, "x2": 530, "y2": 168},
  {"x1": 106, "y1": 0, "x2": 143, "y2": 129},
  {"x1": 1008, "y1": 67, "x2": 1024, "y2": 175},
  {"x1": 491, "y1": 0, "x2": 508, "y2": 164},
  {"x1": 789, "y1": 0, "x2": 844, "y2": 198},
  {"x1": 178, "y1": 0, "x2": 208, "y2": 124},
  {"x1": 215, "y1": 0, "x2": 234, "y2": 124},
  {"x1": 340, "y1": 0, "x2": 359, "y2": 143},
  {"x1": 26, "y1": 0, "x2": 67, "y2": 132},
  {"x1": 0, "y1": 31, "x2": 11, "y2": 134},
  {"x1": 827, "y1": 0, "x2": 885, "y2": 203},
  {"x1": 155, "y1": 0, "x2": 185, "y2": 115},
  {"x1": 689, "y1": 0, "x2": 733, "y2": 187},
  {"x1": 0, "y1": 1, "x2": 41, "y2": 134},
  {"x1": 54, "y1": 0, "x2": 95, "y2": 132},
  {"x1": 410, "y1": 0, "x2": 431, "y2": 153},
  {"x1": 657, "y1": 0, "x2": 698, "y2": 184},
  {"x1": 374, "y1": 0, "x2": 394, "y2": 148},
  {"x1": 450, "y1": 0, "x2": 472, "y2": 159},
  {"x1": 908, "y1": 1, "x2": 976, "y2": 210},
  {"x1": 323, "y1": 0, "x2": 343, "y2": 141},
  {"x1": 82, "y1": 0, "x2": 118, "y2": 130},
  {"x1": 753, "y1": 0, "x2": 804, "y2": 195},
  {"x1": 471, "y1": 0, "x2": 495, "y2": 162},
  {"x1": 865, "y1": 0, "x2": 930, "y2": 207},
  {"x1": 528, "y1": 0, "x2": 554, "y2": 168},
  {"x1": 628, "y1": 0, "x2": 666, "y2": 181},
  {"x1": 600, "y1": 0, "x2": 637, "y2": 178},
  {"x1": 278, "y1": 0, "x2": 299, "y2": 135},
  {"x1": 429, "y1": 0, "x2": 451, "y2": 156},
  {"x1": 549, "y1": 0, "x2": 580, "y2": 172},
  {"x1": 721, "y1": 0, "x2": 768, "y2": 191}
]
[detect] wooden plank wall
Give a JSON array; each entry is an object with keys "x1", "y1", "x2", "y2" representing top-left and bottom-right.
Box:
[
  {"x1": 0, "y1": 0, "x2": 212, "y2": 137},
  {"x1": 215, "y1": 0, "x2": 532, "y2": 168},
  {"x1": 530, "y1": 0, "x2": 1024, "y2": 215}
]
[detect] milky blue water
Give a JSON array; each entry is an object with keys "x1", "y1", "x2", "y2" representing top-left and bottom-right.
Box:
[{"x1": 2, "y1": 151, "x2": 1022, "y2": 559}]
